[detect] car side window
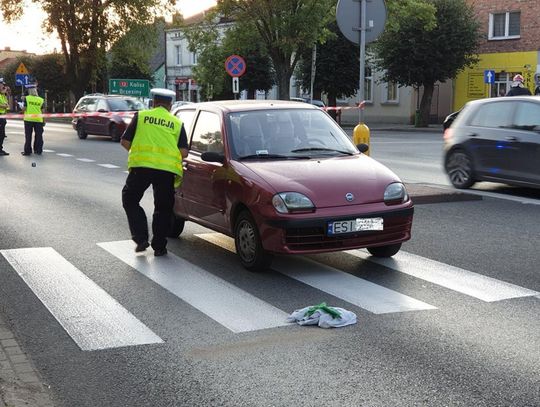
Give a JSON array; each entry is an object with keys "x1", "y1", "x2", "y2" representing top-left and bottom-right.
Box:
[
  {"x1": 469, "y1": 102, "x2": 513, "y2": 128},
  {"x1": 76, "y1": 98, "x2": 97, "y2": 112},
  {"x1": 176, "y1": 110, "x2": 196, "y2": 136},
  {"x1": 513, "y1": 102, "x2": 540, "y2": 131},
  {"x1": 190, "y1": 111, "x2": 223, "y2": 154}
]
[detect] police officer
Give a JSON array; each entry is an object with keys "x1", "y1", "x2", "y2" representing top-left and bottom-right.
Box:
[
  {"x1": 22, "y1": 83, "x2": 45, "y2": 155},
  {"x1": 0, "y1": 78, "x2": 9, "y2": 156},
  {"x1": 121, "y1": 88, "x2": 188, "y2": 256},
  {"x1": 505, "y1": 74, "x2": 532, "y2": 96}
]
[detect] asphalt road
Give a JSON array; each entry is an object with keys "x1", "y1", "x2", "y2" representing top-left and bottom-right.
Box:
[{"x1": 0, "y1": 122, "x2": 539, "y2": 407}]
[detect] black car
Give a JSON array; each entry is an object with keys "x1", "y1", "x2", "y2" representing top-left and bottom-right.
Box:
[
  {"x1": 71, "y1": 94, "x2": 145, "y2": 142},
  {"x1": 443, "y1": 96, "x2": 540, "y2": 189}
]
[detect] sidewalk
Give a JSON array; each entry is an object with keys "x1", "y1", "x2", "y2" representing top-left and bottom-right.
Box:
[{"x1": 0, "y1": 314, "x2": 54, "y2": 407}]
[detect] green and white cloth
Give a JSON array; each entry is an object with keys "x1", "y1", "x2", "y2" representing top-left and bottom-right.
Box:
[{"x1": 287, "y1": 302, "x2": 357, "y2": 328}]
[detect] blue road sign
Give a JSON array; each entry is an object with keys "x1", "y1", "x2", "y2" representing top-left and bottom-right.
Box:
[
  {"x1": 15, "y1": 74, "x2": 31, "y2": 86},
  {"x1": 225, "y1": 55, "x2": 246, "y2": 77},
  {"x1": 484, "y1": 70, "x2": 495, "y2": 84}
]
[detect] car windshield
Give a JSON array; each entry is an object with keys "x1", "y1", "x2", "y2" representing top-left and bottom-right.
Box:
[
  {"x1": 108, "y1": 98, "x2": 146, "y2": 112},
  {"x1": 228, "y1": 109, "x2": 357, "y2": 159}
]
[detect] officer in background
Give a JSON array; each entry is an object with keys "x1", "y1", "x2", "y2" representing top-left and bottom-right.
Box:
[
  {"x1": 0, "y1": 78, "x2": 9, "y2": 156},
  {"x1": 505, "y1": 74, "x2": 532, "y2": 96},
  {"x1": 22, "y1": 83, "x2": 45, "y2": 155},
  {"x1": 121, "y1": 88, "x2": 189, "y2": 256}
]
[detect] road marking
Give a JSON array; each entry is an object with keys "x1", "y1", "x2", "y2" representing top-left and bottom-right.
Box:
[
  {"x1": 56, "y1": 153, "x2": 73, "y2": 157},
  {"x1": 0, "y1": 247, "x2": 163, "y2": 351},
  {"x1": 98, "y1": 164, "x2": 120, "y2": 169},
  {"x1": 347, "y1": 250, "x2": 539, "y2": 302},
  {"x1": 76, "y1": 158, "x2": 96, "y2": 163},
  {"x1": 195, "y1": 233, "x2": 437, "y2": 314},
  {"x1": 43, "y1": 149, "x2": 56, "y2": 153},
  {"x1": 98, "y1": 240, "x2": 290, "y2": 333}
]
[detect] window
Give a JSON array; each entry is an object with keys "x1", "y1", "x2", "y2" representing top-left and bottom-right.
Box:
[
  {"x1": 364, "y1": 67, "x2": 373, "y2": 102},
  {"x1": 469, "y1": 102, "x2": 513, "y2": 128},
  {"x1": 175, "y1": 110, "x2": 196, "y2": 136},
  {"x1": 489, "y1": 11, "x2": 520, "y2": 39},
  {"x1": 382, "y1": 81, "x2": 399, "y2": 103},
  {"x1": 175, "y1": 45, "x2": 181, "y2": 65},
  {"x1": 190, "y1": 111, "x2": 223, "y2": 153},
  {"x1": 190, "y1": 52, "x2": 198, "y2": 65},
  {"x1": 513, "y1": 102, "x2": 540, "y2": 131}
]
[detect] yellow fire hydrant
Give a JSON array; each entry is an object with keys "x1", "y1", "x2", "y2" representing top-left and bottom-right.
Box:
[{"x1": 352, "y1": 122, "x2": 370, "y2": 156}]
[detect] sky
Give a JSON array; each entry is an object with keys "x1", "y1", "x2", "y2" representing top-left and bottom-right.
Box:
[{"x1": 0, "y1": 0, "x2": 217, "y2": 55}]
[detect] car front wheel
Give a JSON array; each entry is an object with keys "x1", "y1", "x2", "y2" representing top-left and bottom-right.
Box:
[
  {"x1": 367, "y1": 243, "x2": 402, "y2": 258},
  {"x1": 234, "y1": 210, "x2": 273, "y2": 271},
  {"x1": 76, "y1": 122, "x2": 87, "y2": 139},
  {"x1": 445, "y1": 150, "x2": 475, "y2": 189}
]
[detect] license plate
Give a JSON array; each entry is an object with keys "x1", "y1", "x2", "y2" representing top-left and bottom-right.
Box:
[{"x1": 327, "y1": 217, "x2": 384, "y2": 235}]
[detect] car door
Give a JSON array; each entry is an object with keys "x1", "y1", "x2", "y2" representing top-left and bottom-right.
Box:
[
  {"x1": 180, "y1": 110, "x2": 228, "y2": 230},
  {"x1": 509, "y1": 101, "x2": 540, "y2": 185},
  {"x1": 466, "y1": 101, "x2": 516, "y2": 179},
  {"x1": 80, "y1": 98, "x2": 99, "y2": 134},
  {"x1": 93, "y1": 99, "x2": 111, "y2": 135}
]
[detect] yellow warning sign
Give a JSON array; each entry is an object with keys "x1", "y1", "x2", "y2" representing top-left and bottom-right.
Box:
[{"x1": 16, "y1": 63, "x2": 29, "y2": 74}]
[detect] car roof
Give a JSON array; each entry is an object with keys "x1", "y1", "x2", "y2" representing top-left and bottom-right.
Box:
[
  {"x1": 466, "y1": 95, "x2": 540, "y2": 107},
  {"x1": 177, "y1": 99, "x2": 320, "y2": 113}
]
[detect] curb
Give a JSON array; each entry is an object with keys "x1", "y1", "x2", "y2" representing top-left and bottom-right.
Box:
[
  {"x1": 0, "y1": 314, "x2": 55, "y2": 407},
  {"x1": 405, "y1": 183, "x2": 482, "y2": 205}
]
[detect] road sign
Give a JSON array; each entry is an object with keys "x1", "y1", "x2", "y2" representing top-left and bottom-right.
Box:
[
  {"x1": 336, "y1": 0, "x2": 387, "y2": 44},
  {"x1": 109, "y1": 79, "x2": 150, "y2": 97},
  {"x1": 232, "y1": 77, "x2": 239, "y2": 94},
  {"x1": 225, "y1": 55, "x2": 246, "y2": 77},
  {"x1": 16, "y1": 62, "x2": 29, "y2": 75},
  {"x1": 15, "y1": 74, "x2": 31, "y2": 86},
  {"x1": 484, "y1": 70, "x2": 495, "y2": 84}
]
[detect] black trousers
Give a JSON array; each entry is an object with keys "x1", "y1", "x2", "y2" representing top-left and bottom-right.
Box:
[
  {"x1": 24, "y1": 121, "x2": 44, "y2": 154},
  {"x1": 122, "y1": 167, "x2": 175, "y2": 251},
  {"x1": 0, "y1": 118, "x2": 6, "y2": 150}
]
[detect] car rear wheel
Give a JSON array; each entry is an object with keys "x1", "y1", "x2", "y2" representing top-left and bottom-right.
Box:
[
  {"x1": 445, "y1": 150, "x2": 475, "y2": 189},
  {"x1": 110, "y1": 123, "x2": 122, "y2": 142},
  {"x1": 76, "y1": 122, "x2": 87, "y2": 139},
  {"x1": 367, "y1": 243, "x2": 402, "y2": 258},
  {"x1": 234, "y1": 210, "x2": 273, "y2": 271},
  {"x1": 168, "y1": 215, "x2": 185, "y2": 238}
]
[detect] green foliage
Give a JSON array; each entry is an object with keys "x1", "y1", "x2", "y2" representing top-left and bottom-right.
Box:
[{"x1": 216, "y1": 0, "x2": 335, "y2": 99}]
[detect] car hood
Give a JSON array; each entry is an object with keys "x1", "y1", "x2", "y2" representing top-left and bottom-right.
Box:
[{"x1": 237, "y1": 155, "x2": 402, "y2": 207}]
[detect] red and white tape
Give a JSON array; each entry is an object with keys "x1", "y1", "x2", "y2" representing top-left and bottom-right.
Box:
[{"x1": 0, "y1": 111, "x2": 136, "y2": 119}]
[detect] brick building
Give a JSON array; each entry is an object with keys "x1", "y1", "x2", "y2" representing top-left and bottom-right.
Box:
[{"x1": 454, "y1": 0, "x2": 540, "y2": 109}]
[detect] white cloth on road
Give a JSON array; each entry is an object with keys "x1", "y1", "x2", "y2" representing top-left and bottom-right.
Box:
[{"x1": 287, "y1": 302, "x2": 357, "y2": 328}]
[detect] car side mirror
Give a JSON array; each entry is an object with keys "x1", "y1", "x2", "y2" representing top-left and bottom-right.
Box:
[
  {"x1": 357, "y1": 143, "x2": 369, "y2": 153},
  {"x1": 201, "y1": 151, "x2": 225, "y2": 164}
]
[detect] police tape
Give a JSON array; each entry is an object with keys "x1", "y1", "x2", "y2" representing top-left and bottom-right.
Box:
[
  {"x1": 0, "y1": 111, "x2": 136, "y2": 119},
  {"x1": 0, "y1": 102, "x2": 365, "y2": 119}
]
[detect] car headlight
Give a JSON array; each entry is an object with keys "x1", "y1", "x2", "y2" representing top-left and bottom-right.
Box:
[
  {"x1": 384, "y1": 182, "x2": 408, "y2": 205},
  {"x1": 272, "y1": 192, "x2": 314, "y2": 213},
  {"x1": 122, "y1": 117, "x2": 132, "y2": 124}
]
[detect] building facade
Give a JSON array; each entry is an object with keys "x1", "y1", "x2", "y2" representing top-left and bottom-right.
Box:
[{"x1": 454, "y1": 0, "x2": 540, "y2": 110}]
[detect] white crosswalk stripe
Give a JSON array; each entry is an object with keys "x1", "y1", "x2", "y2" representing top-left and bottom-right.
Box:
[
  {"x1": 346, "y1": 249, "x2": 539, "y2": 302},
  {"x1": 0, "y1": 247, "x2": 163, "y2": 351},
  {"x1": 98, "y1": 240, "x2": 290, "y2": 333},
  {"x1": 195, "y1": 233, "x2": 437, "y2": 314}
]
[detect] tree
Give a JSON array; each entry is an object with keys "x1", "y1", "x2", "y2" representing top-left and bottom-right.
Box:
[
  {"x1": 0, "y1": 0, "x2": 174, "y2": 103},
  {"x1": 217, "y1": 0, "x2": 335, "y2": 100},
  {"x1": 296, "y1": 22, "x2": 360, "y2": 109},
  {"x1": 372, "y1": 0, "x2": 481, "y2": 126}
]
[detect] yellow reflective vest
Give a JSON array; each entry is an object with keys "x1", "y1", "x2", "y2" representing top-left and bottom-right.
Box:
[
  {"x1": 128, "y1": 107, "x2": 184, "y2": 186},
  {"x1": 0, "y1": 93, "x2": 8, "y2": 115},
  {"x1": 24, "y1": 95, "x2": 44, "y2": 123}
]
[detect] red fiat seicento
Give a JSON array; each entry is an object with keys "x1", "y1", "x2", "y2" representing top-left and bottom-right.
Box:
[{"x1": 170, "y1": 100, "x2": 413, "y2": 271}]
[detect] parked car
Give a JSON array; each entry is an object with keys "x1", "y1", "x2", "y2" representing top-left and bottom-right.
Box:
[
  {"x1": 290, "y1": 97, "x2": 326, "y2": 109},
  {"x1": 171, "y1": 100, "x2": 413, "y2": 271},
  {"x1": 71, "y1": 94, "x2": 146, "y2": 142},
  {"x1": 444, "y1": 96, "x2": 540, "y2": 189}
]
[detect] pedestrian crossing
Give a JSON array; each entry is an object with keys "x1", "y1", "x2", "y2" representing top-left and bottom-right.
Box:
[{"x1": 1, "y1": 235, "x2": 539, "y2": 352}]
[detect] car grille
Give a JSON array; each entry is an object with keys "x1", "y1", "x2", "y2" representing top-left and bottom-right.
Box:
[{"x1": 284, "y1": 223, "x2": 411, "y2": 251}]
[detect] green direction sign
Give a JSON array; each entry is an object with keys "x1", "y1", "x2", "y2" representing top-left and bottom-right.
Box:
[{"x1": 109, "y1": 79, "x2": 150, "y2": 97}]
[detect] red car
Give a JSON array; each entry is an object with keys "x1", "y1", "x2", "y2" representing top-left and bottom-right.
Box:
[{"x1": 171, "y1": 101, "x2": 413, "y2": 271}]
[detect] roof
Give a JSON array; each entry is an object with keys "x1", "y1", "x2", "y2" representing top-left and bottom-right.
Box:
[{"x1": 179, "y1": 99, "x2": 320, "y2": 113}]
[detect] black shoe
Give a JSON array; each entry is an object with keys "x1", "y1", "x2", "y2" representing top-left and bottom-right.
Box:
[
  {"x1": 34, "y1": 151, "x2": 42, "y2": 155},
  {"x1": 135, "y1": 241, "x2": 150, "y2": 252},
  {"x1": 21, "y1": 152, "x2": 31, "y2": 156},
  {"x1": 154, "y1": 248, "x2": 168, "y2": 257},
  {"x1": 0, "y1": 150, "x2": 9, "y2": 156}
]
